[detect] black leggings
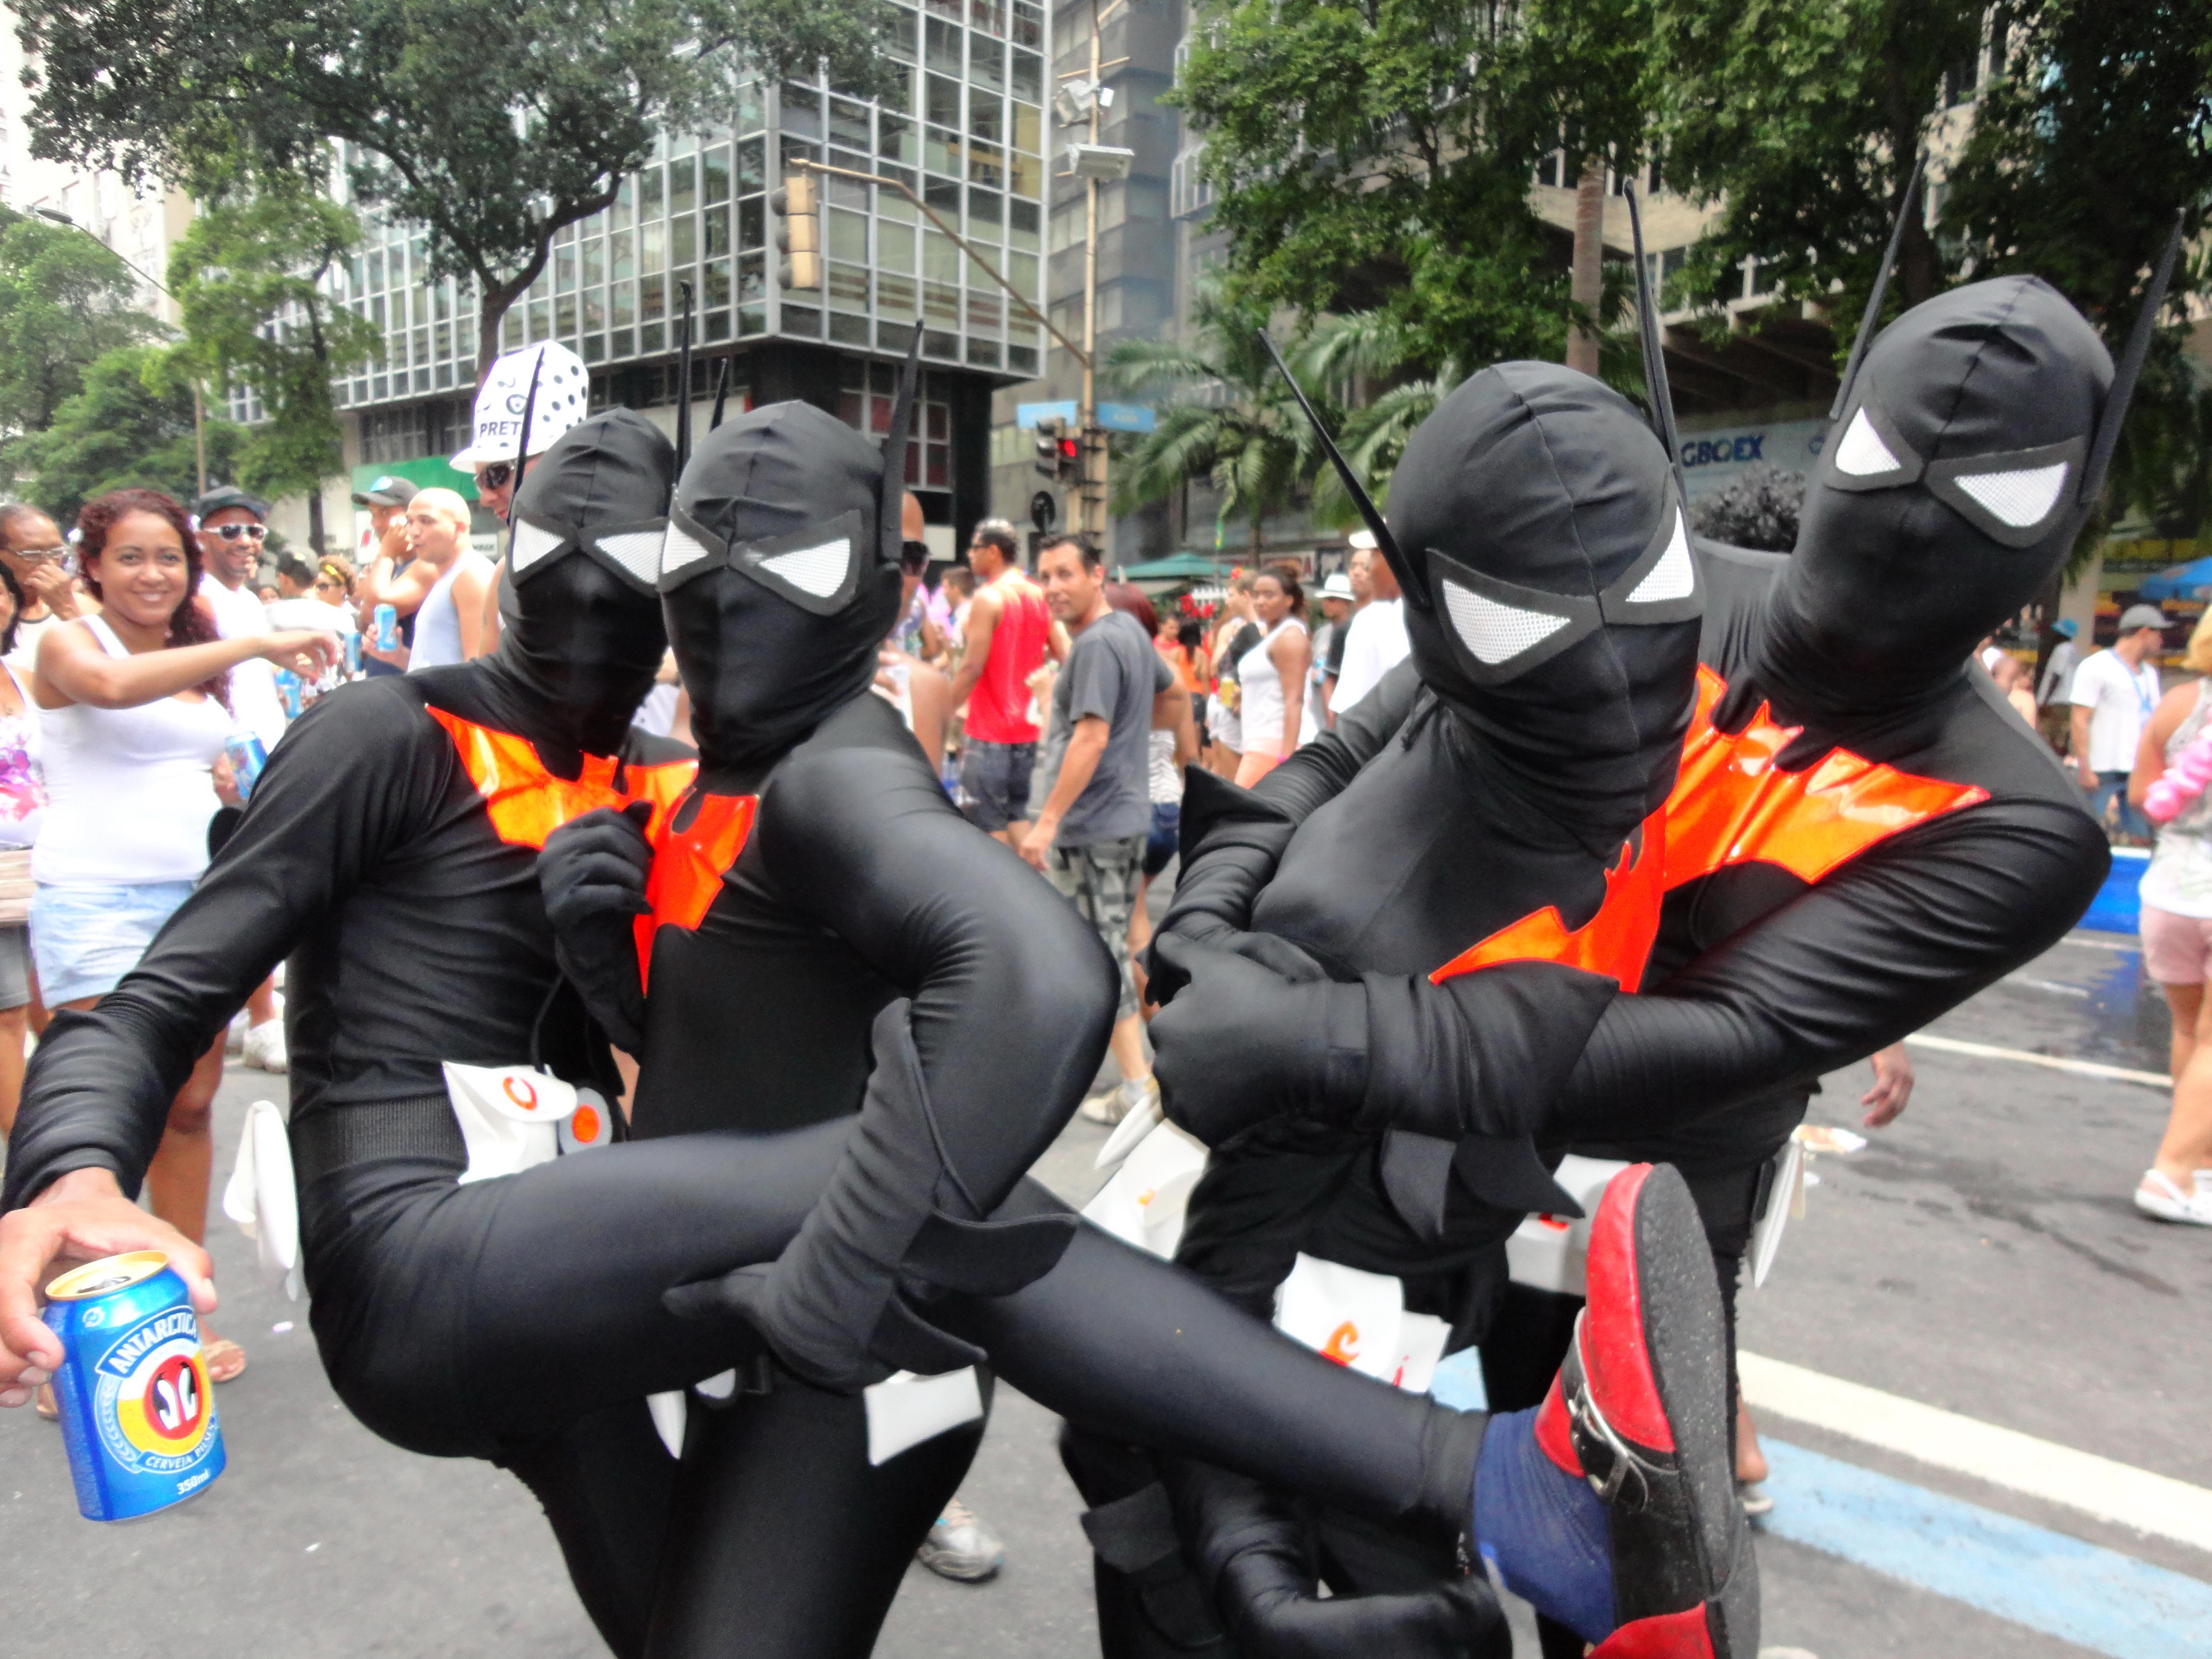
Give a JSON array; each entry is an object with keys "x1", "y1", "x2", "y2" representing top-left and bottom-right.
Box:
[{"x1": 299, "y1": 1127, "x2": 1479, "y2": 1658}]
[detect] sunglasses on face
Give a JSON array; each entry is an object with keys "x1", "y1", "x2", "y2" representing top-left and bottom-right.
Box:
[
  {"x1": 210, "y1": 523, "x2": 267, "y2": 543},
  {"x1": 477, "y1": 462, "x2": 515, "y2": 492}
]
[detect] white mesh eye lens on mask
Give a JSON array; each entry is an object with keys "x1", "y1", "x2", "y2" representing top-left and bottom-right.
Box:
[
  {"x1": 593, "y1": 529, "x2": 666, "y2": 588},
  {"x1": 756, "y1": 538, "x2": 852, "y2": 600},
  {"x1": 1834, "y1": 407, "x2": 1903, "y2": 477},
  {"x1": 507, "y1": 517, "x2": 568, "y2": 576},
  {"x1": 1950, "y1": 462, "x2": 2069, "y2": 529},
  {"x1": 659, "y1": 520, "x2": 721, "y2": 585},
  {"x1": 1442, "y1": 581, "x2": 1571, "y2": 665},
  {"x1": 1922, "y1": 435, "x2": 2087, "y2": 549},
  {"x1": 1624, "y1": 510, "x2": 1694, "y2": 603}
]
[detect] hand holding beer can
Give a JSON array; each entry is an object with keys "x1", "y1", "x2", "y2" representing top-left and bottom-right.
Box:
[
  {"x1": 41, "y1": 1252, "x2": 226, "y2": 1521},
  {"x1": 222, "y1": 733, "x2": 268, "y2": 802},
  {"x1": 373, "y1": 603, "x2": 398, "y2": 651}
]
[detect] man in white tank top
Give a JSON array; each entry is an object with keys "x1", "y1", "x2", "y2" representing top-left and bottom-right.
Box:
[
  {"x1": 367, "y1": 489, "x2": 492, "y2": 672},
  {"x1": 193, "y1": 488, "x2": 289, "y2": 749}
]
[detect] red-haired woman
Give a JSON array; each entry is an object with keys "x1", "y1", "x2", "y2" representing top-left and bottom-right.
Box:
[{"x1": 27, "y1": 489, "x2": 334, "y2": 1398}]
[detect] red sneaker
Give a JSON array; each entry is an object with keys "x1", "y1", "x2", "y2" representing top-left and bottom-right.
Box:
[{"x1": 1532, "y1": 1163, "x2": 1757, "y2": 1657}]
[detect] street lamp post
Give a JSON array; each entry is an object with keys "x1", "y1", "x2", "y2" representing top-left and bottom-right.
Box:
[
  {"x1": 32, "y1": 205, "x2": 207, "y2": 496},
  {"x1": 1056, "y1": 0, "x2": 1134, "y2": 545}
]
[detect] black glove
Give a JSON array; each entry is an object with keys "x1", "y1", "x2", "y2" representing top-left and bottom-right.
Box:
[
  {"x1": 1146, "y1": 769, "x2": 1312, "y2": 1004},
  {"x1": 1149, "y1": 934, "x2": 1367, "y2": 1147},
  {"x1": 1163, "y1": 1458, "x2": 1505, "y2": 1659},
  {"x1": 664, "y1": 1000, "x2": 1076, "y2": 1391},
  {"x1": 538, "y1": 801, "x2": 653, "y2": 1054}
]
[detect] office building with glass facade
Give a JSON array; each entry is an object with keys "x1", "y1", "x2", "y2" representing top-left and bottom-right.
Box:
[{"x1": 332, "y1": 2, "x2": 1050, "y2": 555}]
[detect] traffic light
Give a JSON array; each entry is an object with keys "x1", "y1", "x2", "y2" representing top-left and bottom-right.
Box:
[
  {"x1": 1034, "y1": 417, "x2": 1080, "y2": 483},
  {"x1": 770, "y1": 172, "x2": 820, "y2": 292}
]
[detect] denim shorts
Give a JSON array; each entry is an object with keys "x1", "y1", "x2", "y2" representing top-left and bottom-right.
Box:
[
  {"x1": 1143, "y1": 801, "x2": 1181, "y2": 880},
  {"x1": 961, "y1": 738, "x2": 1036, "y2": 832},
  {"x1": 31, "y1": 880, "x2": 196, "y2": 1006}
]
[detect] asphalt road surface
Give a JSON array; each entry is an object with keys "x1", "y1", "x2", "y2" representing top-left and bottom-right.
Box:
[{"x1": 3, "y1": 924, "x2": 2206, "y2": 1658}]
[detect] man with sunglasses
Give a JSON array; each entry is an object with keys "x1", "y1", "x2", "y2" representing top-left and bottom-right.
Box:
[{"x1": 194, "y1": 488, "x2": 289, "y2": 750}]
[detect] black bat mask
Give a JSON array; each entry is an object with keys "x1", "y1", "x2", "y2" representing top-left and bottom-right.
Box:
[
  {"x1": 1771, "y1": 276, "x2": 2112, "y2": 717},
  {"x1": 658, "y1": 398, "x2": 908, "y2": 775},
  {"x1": 1388, "y1": 362, "x2": 1704, "y2": 836},
  {"x1": 491, "y1": 410, "x2": 674, "y2": 757}
]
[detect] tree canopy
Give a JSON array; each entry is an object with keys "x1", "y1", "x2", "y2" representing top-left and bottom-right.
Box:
[
  {"x1": 15, "y1": 0, "x2": 888, "y2": 371},
  {"x1": 11, "y1": 345, "x2": 247, "y2": 525},
  {"x1": 0, "y1": 208, "x2": 163, "y2": 488},
  {"x1": 170, "y1": 176, "x2": 383, "y2": 550},
  {"x1": 1173, "y1": 0, "x2": 1660, "y2": 377}
]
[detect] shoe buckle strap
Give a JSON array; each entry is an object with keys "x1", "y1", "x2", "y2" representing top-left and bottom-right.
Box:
[{"x1": 1567, "y1": 1317, "x2": 1663, "y2": 1514}]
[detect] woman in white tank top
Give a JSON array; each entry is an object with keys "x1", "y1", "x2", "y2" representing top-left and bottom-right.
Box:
[
  {"x1": 1233, "y1": 566, "x2": 1312, "y2": 787},
  {"x1": 26, "y1": 489, "x2": 338, "y2": 1395}
]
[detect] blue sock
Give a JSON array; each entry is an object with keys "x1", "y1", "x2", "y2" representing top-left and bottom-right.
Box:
[{"x1": 1473, "y1": 1406, "x2": 1615, "y2": 1644}]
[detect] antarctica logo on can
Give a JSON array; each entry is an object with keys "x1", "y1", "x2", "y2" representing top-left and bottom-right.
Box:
[{"x1": 42, "y1": 1251, "x2": 226, "y2": 1521}]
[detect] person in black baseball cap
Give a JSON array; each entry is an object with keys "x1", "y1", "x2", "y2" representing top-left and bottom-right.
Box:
[{"x1": 350, "y1": 475, "x2": 420, "y2": 512}]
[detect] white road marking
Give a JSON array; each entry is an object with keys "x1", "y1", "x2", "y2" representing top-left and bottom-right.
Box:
[
  {"x1": 2056, "y1": 934, "x2": 2140, "y2": 954},
  {"x1": 2004, "y1": 974, "x2": 2093, "y2": 998},
  {"x1": 1740, "y1": 1352, "x2": 2212, "y2": 1556},
  {"x1": 1905, "y1": 1032, "x2": 2169, "y2": 1089}
]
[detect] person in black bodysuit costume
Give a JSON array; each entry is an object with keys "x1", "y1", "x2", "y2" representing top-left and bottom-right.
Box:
[
  {"x1": 0, "y1": 410, "x2": 765, "y2": 1655},
  {"x1": 538, "y1": 349, "x2": 1753, "y2": 1659},
  {"x1": 1152, "y1": 264, "x2": 2163, "y2": 1657},
  {"x1": 1082, "y1": 358, "x2": 1757, "y2": 1658}
]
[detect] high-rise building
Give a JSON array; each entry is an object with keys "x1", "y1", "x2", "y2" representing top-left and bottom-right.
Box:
[{"x1": 332, "y1": 3, "x2": 1052, "y2": 561}]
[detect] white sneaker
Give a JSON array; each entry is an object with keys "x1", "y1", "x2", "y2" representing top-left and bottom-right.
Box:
[
  {"x1": 1080, "y1": 1074, "x2": 1158, "y2": 1127},
  {"x1": 242, "y1": 1019, "x2": 288, "y2": 1074},
  {"x1": 2134, "y1": 1169, "x2": 2212, "y2": 1226}
]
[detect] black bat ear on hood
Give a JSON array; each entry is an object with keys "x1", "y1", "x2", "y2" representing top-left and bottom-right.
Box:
[{"x1": 880, "y1": 327, "x2": 923, "y2": 568}]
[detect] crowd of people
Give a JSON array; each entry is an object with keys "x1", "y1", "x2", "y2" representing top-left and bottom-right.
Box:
[{"x1": 0, "y1": 216, "x2": 2175, "y2": 1659}]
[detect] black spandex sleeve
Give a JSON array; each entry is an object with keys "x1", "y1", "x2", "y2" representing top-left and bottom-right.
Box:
[
  {"x1": 1154, "y1": 661, "x2": 1421, "y2": 955},
  {"x1": 3, "y1": 687, "x2": 450, "y2": 1209},
  {"x1": 1553, "y1": 800, "x2": 2110, "y2": 1140},
  {"x1": 758, "y1": 737, "x2": 1117, "y2": 1215}
]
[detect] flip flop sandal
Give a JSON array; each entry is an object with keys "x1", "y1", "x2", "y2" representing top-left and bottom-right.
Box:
[{"x1": 202, "y1": 1338, "x2": 248, "y2": 1385}]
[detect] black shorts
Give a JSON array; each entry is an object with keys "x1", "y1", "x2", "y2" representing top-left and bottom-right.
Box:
[{"x1": 960, "y1": 738, "x2": 1036, "y2": 831}]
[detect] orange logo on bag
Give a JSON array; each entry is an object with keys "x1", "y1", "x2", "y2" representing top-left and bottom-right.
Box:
[
  {"x1": 502, "y1": 1075, "x2": 539, "y2": 1111},
  {"x1": 426, "y1": 707, "x2": 696, "y2": 851},
  {"x1": 1320, "y1": 1322, "x2": 1361, "y2": 1366},
  {"x1": 1429, "y1": 814, "x2": 1665, "y2": 992},
  {"x1": 634, "y1": 792, "x2": 760, "y2": 989},
  {"x1": 1662, "y1": 665, "x2": 1987, "y2": 890}
]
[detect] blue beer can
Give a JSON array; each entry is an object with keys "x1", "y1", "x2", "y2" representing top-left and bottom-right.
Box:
[
  {"x1": 344, "y1": 631, "x2": 363, "y2": 675},
  {"x1": 41, "y1": 1251, "x2": 226, "y2": 1522},
  {"x1": 373, "y1": 603, "x2": 398, "y2": 651},
  {"x1": 223, "y1": 732, "x2": 268, "y2": 802}
]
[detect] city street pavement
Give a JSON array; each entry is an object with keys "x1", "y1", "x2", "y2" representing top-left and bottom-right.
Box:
[{"x1": 3, "y1": 926, "x2": 2209, "y2": 1657}]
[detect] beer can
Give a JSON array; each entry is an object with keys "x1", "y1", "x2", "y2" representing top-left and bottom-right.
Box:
[
  {"x1": 344, "y1": 631, "x2": 363, "y2": 675},
  {"x1": 273, "y1": 669, "x2": 304, "y2": 720},
  {"x1": 373, "y1": 603, "x2": 397, "y2": 651},
  {"x1": 41, "y1": 1251, "x2": 225, "y2": 1522},
  {"x1": 223, "y1": 733, "x2": 268, "y2": 802}
]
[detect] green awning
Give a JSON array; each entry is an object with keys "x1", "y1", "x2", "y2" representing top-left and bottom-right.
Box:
[
  {"x1": 351, "y1": 455, "x2": 478, "y2": 503},
  {"x1": 1117, "y1": 551, "x2": 1232, "y2": 580}
]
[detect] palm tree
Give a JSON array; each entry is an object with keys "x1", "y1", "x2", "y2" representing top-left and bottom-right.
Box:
[{"x1": 1104, "y1": 285, "x2": 1328, "y2": 558}]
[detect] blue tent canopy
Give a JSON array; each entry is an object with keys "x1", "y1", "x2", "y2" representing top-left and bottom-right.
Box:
[{"x1": 2137, "y1": 556, "x2": 2212, "y2": 600}]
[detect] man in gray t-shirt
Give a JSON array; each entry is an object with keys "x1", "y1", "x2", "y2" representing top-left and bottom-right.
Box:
[{"x1": 1023, "y1": 535, "x2": 1173, "y2": 1123}]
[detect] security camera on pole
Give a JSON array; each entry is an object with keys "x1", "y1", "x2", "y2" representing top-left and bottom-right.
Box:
[{"x1": 1055, "y1": 1, "x2": 1136, "y2": 544}]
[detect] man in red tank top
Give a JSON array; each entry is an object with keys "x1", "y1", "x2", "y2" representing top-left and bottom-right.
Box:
[{"x1": 946, "y1": 519, "x2": 1063, "y2": 843}]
